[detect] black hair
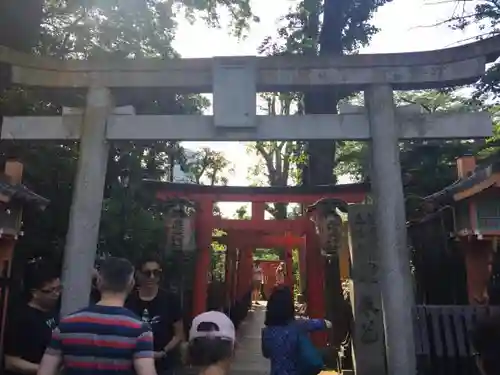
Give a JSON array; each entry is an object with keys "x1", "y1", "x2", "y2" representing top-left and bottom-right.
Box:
[
  {"x1": 188, "y1": 321, "x2": 233, "y2": 367},
  {"x1": 471, "y1": 314, "x2": 500, "y2": 375},
  {"x1": 136, "y1": 254, "x2": 162, "y2": 270},
  {"x1": 99, "y1": 257, "x2": 134, "y2": 293},
  {"x1": 24, "y1": 260, "x2": 59, "y2": 292},
  {"x1": 265, "y1": 285, "x2": 295, "y2": 326}
]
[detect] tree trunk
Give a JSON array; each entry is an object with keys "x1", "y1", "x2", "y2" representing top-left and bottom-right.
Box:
[{"x1": 302, "y1": 0, "x2": 350, "y2": 355}]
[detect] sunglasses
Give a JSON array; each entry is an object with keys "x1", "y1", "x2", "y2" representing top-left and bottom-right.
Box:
[{"x1": 141, "y1": 269, "x2": 162, "y2": 278}]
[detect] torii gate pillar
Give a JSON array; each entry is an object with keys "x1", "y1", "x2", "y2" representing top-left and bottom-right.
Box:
[
  {"x1": 365, "y1": 85, "x2": 415, "y2": 374},
  {"x1": 61, "y1": 87, "x2": 112, "y2": 316}
]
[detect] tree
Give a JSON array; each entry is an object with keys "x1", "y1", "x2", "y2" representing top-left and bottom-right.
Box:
[
  {"x1": 258, "y1": 3, "x2": 393, "y2": 350},
  {"x1": 336, "y1": 90, "x2": 500, "y2": 198},
  {"x1": 187, "y1": 147, "x2": 234, "y2": 185},
  {"x1": 444, "y1": 1, "x2": 500, "y2": 99},
  {"x1": 0, "y1": 0, "x2": 254, "y2": 265},
  {"x1": 260, "y1": 0, "x2": 393, "y2": 186},
  {"x1": 233, "y1": 205, "x2": 250, "y2": 220},
  {"x1": 1, "y1": 0, "x2": 257, "y2": 55},
  {"x1": 247, "y1": 93, "x2": 303, "y2": 219}
]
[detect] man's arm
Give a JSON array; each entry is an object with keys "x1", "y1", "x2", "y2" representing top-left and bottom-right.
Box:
[
  {"x1": 162, "y1": 294, "x2": 185, "y2": 354},
  {"x1": 37, "y1": 327, "x2": 63, "y2": 375},
  {"x1": 36, "y1": 354, "x2": 61, "y2": 375},
  {"x1": 163, "y1": 320, "x2": 184, "y2": 353},
  {"x1": 4, "y1": 314, "x2": 38, "y2": 374},
  {"x1": 5, "y1": 356, "x2": 39, "y2": 374},
  {"x1": 134, "y1": 327, "x2": 157, "y2": 375}
]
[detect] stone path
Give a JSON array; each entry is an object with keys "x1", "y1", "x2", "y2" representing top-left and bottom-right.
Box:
[{"x1": 231, "y1": 303, "x2": 268, "y2": 375}]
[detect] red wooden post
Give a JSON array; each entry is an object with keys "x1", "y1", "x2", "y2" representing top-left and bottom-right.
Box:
[
  {"x1": 252, "y1": 202, "x2": 265, "y2": 221},
  {"x1": 193, "y1": 199, "x2": 213, "y2": 316},
  {"x1": 305, "y1": 222, "x2": 327, "y2": 346},
  {"x1": 285, "y1": 245, "x2": 294, "y2": 289},
  {"x1": 246, "y1": 247, "x2": 254, "y2": 297},
  {"x1": 232, "y1": 248, "x2": 239, "y2": 305},
  {"x1": 236, "y1": 247, "x2": 249, "y2": 300},
  {"x1": 224, "y1": 243, "x2": 231, "y2": 309},
  {"x1": 298, "y1": 240, "x2": 307, "y2": 295}
]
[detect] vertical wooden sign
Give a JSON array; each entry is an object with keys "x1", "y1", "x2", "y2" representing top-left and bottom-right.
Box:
[{"x1": 347, "y1": 204, "x2": 386, "y2": 375}]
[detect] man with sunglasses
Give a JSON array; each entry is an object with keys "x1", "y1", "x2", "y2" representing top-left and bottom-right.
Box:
[
  {"x1": 4, "y1": 262, "x2": 61, "y2": 375},
  {"x1": 126, "y1": 255, "x2": 185, "y2": 375}
]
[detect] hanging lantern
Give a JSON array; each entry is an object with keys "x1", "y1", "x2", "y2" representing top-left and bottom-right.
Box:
[
  {"x1": 162, "y1": 198, "x2": 197, "y2": 254},
  {"x1": 308, "y1": 198, "x2": 348, "y2": 257}
]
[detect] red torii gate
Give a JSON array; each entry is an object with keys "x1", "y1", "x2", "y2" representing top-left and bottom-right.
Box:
[
  {"x1": 218, "y1": 232, "x2": 303, "y2": 304},
  {"x1": 148, "y1": 182, "x2": 368, "y2": 344}
]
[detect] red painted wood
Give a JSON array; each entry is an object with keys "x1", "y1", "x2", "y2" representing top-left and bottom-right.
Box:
[
  {"x1": 215, "y1": 218, "x2": 309, "y2": 233},
  {"x1": 305, "y1": 223, "x2": 327, "y2": 347},
  {"x1": 157, "y1": 191, "x2": 366, "y2": 203},
  {"x1": 193, "y1": 200, "x2": 213, "y2": 316},
  {"x1": 285, "y1": 247, "x2": 294, "y2": 288},
  {"x1": 220, "y1": 234, "x2": 304, "y2": 248}
]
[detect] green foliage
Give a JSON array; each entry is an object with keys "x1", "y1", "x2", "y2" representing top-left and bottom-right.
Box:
[
  {"x1": 446, "y1": 1, "x2": 500, "y2": 99},
  {"x1": 233, "y1": 205, "x2": 250, "y2": 219},
  {"x1": 258, "y1": 0, "x2": 393, "y2": 185},
  {"x1": 336, "y1": 90, "x2": 500, "y2": 200},
  {"x1": 0, "y1": 0, "x2": 253, "y2": 267},
  {"x1": 186, "y1": 148, "x2": 234, "y2": 185},
  {"x1": 247, "y1": 93, "x2": 304, "y2": 218},
  {"x1": 1, "y1": 0, "x2": 257, "y2": 55}
]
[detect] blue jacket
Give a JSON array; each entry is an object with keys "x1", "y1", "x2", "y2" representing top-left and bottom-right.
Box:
[{"x1": 261, "y1": 319, "x2": 326, "y2": 375}]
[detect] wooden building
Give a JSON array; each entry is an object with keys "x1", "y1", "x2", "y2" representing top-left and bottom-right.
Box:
[{"x1": 409, "y1": 155, "x2": 500, "y2": 305}]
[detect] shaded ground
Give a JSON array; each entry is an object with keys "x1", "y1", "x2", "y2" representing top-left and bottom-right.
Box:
[{"x1": 231, "y1": 302, "x2": 268, "y2": 375}]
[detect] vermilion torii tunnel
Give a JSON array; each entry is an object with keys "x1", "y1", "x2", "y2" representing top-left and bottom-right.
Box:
[{"x1": 144, "y1": 181, "x2": 368, "y2": 351}]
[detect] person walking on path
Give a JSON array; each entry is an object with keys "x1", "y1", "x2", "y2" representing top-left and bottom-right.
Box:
[
  {"x1": 275, "y1": 262, "x2": 286, "y2": 286},
  {"x1": 37, "y1": 257, "x2": 157, "y2": 375},
  {"x1": 261, "y1": 286, "x2": 331, "y2": 375},
  {"x1": 252, "y1": 261, "x2": 264, "y2": 304}
]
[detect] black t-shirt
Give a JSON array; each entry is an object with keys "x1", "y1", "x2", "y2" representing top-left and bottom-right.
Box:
[
  {"x1": 3, "y1": 304, "x2": 58, "y2": 375},
  {"x1": 125, "y1": 289, "x2": 182, "y2": 369}
]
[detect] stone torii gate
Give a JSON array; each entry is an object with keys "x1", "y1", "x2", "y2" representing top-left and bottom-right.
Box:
[{"x1": 1, "y1": 36, "x2": 500, "y2": 375}]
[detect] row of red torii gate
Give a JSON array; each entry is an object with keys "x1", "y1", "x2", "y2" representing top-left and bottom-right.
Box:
[{"x1": 151, "y1": 180, "x2": 369, "y2": 350}]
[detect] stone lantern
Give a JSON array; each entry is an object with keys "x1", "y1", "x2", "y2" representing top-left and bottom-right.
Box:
[{"x1": 308, "y1": 198, "x2": 348, "y2": 257}]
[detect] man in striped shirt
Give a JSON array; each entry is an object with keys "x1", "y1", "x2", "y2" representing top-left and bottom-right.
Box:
[{"x1": 37, "y1": 257, "x2": 157, "y2": 375}]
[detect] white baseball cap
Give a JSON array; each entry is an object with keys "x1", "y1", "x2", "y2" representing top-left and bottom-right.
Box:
[{"x1": 189, "y1": 311, "x2": 235, "y2": 343}]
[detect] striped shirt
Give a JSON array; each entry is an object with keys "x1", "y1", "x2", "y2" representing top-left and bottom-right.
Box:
[{"x1": 46, "y1": 305, "x2": 154, "y2": 375}]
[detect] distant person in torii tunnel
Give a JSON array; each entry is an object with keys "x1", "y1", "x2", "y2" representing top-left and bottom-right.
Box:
[
  {"x1": 252, "y1": 260, "x2": 264, "y2": 305},
  {"x1": 275, "y1": 262, "x2": 286, "y2": 286}
]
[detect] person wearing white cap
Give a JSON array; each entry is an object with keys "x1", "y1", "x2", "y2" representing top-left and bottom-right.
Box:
[{"x1": 187, "y1": 311, "x2": 236, "y2": 375}]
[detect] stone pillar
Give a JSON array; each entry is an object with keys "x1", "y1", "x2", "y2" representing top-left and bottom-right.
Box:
[
  {"x1": 348, "y1": 204, "x2": 385, "y2": 375},
  {"x1": 61, "y1": 87, "x2": 112, "y2": 316},
  {"x1": 364, "y1": 84, "x2": 416, "y2": 375}
]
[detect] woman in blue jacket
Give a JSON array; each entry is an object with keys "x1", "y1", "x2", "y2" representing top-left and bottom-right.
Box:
[{"x1": 261, "y1": 286, "x2": 331, "y2": 375}]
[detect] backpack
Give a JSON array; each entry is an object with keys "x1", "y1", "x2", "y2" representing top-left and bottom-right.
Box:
[{"x1": 297, "y1": 331, "x2": 324, "y2": 375}]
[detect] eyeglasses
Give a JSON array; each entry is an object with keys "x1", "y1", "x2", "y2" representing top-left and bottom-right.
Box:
[
  {"x1": 141, "y1": 269, "x2": 162, "y2": 278},
  {"x1": 39, "y1": 286, "x2": 62, "y2": 295}
]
